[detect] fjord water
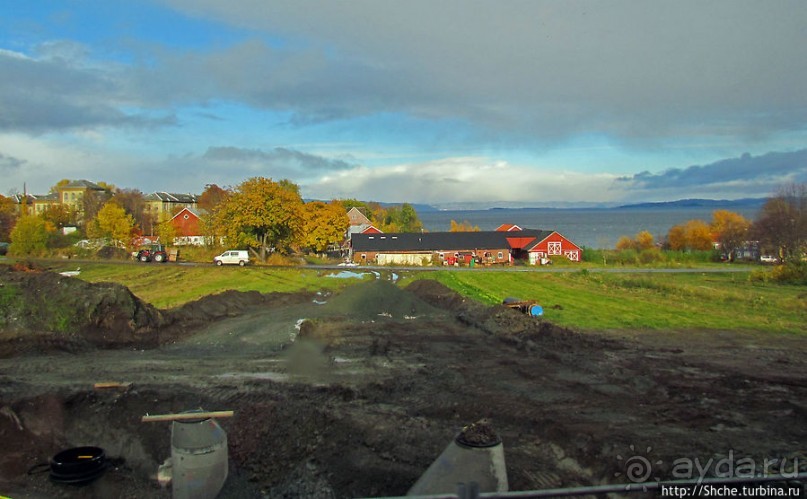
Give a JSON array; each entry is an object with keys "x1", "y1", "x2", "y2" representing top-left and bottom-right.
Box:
[{"x1": 418, "y1": 206, "x2": 762, "y2": 249}]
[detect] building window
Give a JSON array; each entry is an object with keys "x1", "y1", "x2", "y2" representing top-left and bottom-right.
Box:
[
  {"x1": 497, "y1": 251, "x2": 504, "y2": 259},
  {"x1": 183, "y1": 214, "x2": 189, "y2": 220},
  {"x1": 361, "y1": 254, "x2": 367, "y2": 260}
]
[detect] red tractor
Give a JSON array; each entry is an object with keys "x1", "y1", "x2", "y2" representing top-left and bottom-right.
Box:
[{"x1": 135, "y1": 244, "x2": 168, "y2": 263}]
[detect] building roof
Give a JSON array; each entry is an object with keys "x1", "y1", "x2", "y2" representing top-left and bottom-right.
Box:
[
  {"x1": 351, "y1": 229, "x2": 555, "y2": 252},
  {"x1": 169, "y1": 207, "x2": 206, "y2": 220},
  {"x1": 145, "y1": 192, "x2": 199, "y2": 203},
  {"x1": 59, "y1": 179, "x2": 106, "y2": 191},
  {"x1": 495, "y1": 223, "x2": 523, "y2": 232},
  {"x1": 346, "y1": 206, "x2": 372, "y2": 226}
]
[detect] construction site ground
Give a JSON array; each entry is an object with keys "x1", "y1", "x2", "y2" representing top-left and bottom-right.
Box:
[{"x1": 0, "y1": 267, "x2": 805, "y2": 498}]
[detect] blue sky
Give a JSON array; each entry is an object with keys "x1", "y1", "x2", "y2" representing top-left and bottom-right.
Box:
[{"x1": 1, "y1": 0, "x2": 806, "y2": 207}]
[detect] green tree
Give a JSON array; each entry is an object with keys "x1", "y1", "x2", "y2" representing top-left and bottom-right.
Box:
[
  {"x1": 9, "y1": 215, "x2": 50, "y2": 256},
  {"x1": 301, "y1": 201, "x2": 349, "y2": 254},
  {"x1": 87, "y1": 202, "x2": 134, "y2": 246},
  {"x1": 215, "y1": 177, "x2": 304, "y2": 260}
]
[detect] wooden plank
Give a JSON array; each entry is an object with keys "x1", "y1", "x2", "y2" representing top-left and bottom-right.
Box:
[
  {"x1": 141, "y1": 411, "x2": 235, "y2": 423},
  {"x1": 93, "y1": 382, "x2": 132, "y2": 390}
]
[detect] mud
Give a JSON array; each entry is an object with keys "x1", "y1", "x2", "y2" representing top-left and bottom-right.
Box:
[{"x1": 0, "y1": 267, "x2": 806, "y2": 498}]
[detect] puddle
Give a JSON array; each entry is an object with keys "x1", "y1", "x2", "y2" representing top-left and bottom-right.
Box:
[
  {"x1": 215, "y1": 372, "x2": 289, "y2": 382},
  {"x1": 326, "y1": 271, "x2": 372, "y2": 279}
]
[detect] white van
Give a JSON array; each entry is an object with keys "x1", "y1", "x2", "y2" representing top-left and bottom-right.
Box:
[{"x1": 214, "y1": 250, "x2": 249, "y2": 266}]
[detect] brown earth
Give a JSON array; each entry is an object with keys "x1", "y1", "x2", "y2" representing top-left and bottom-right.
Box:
[{"x1": 0, "y1": 267, "x2": 806, "y2": 498}]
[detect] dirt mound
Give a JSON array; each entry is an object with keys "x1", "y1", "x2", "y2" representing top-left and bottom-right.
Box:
[
  {"x1": 324, "y1": 280, "x2": 444, "y2": 321},
  {"x1": 166, "y1": 289, "x2": 313, "y2": 325},
  {"x1": 0, "y1": 265, "x2": 163, "y2": 355},
  {"x1": 406, "y1": 278, "x2": 585, "y2": 350}
]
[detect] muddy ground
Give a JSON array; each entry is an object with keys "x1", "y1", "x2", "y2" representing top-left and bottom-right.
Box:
[{"x1": 0, "y1": 266, "x2": 805, "y2": 498}]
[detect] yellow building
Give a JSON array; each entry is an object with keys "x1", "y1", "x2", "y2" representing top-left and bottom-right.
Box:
[{"x1": 144, "y1": 192, "x2": 199, "y2": 218}]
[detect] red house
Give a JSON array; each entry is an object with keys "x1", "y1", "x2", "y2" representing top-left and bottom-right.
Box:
[{"x1": 170, "y1": 207, "x2": 206, "y2": 246}]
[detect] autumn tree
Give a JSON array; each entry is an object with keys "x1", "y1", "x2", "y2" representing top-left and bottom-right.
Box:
[
  {"x1": 666, "y1": 220, "x2": 713, "y2": 251},
  {"x1": 616, "y1": 230, "x2": 655, "y2": 251},
  {"x1": 9, "y1": 215, "x2": 50, "y2": 256},
  {"x1": 450, "y1": 220, "x2": 480, "y2": 232},
  {"x1": 82, "y1": 189, "x2": 112, "y2": 224},
  {"x1": 198, "y1": 184, "x2": 230, "y2": 212},
  {"x1": 214, "y1": 177, "x2": 304, "y2": 260},
  {"x1": 155, "y1": 212, "x2": 177, "y2": 245},
  {"x1": 86, "y1": 202, "x2": 134, "y2": 246},
  {"x1": 114, "y1": 188, "x2": 148, "y2": 232},
  {"x1": 49, "y1": 179, "x2": 71, "y2": 193},
  {"x1": 752, "y1": 182, "x2": 807, "y2": 263},
  {"x1": 0, "y1": 194, "x2": 17, "y2": 241},
  {"x1": 41, "y1": 204, "x2": 76, "y2": 229},
  {"x1": 710, "y1": 210, "x2": 751, "y2": 261},
  {"x1": 301, "y1": 201, "x2": 349, "y2": 254}
]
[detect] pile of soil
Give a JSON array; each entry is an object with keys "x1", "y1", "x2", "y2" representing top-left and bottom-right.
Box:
[
  {"x1": 1, "y1": 267, "x2": 806, "y2": 498},
  {"x1": 0, "y1": 266, "x2": 164, "y2": 356}
]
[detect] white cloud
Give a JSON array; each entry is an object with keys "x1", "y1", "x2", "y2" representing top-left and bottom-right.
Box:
[{"x1": 304, "y1": 156, "x2": 624, "y2": 205}]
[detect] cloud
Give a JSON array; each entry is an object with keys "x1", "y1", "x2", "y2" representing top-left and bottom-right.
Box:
[
  {"x1": 615, "y1": 150, "x2": 807, "y2": 196},
  {"x1": 202, "y1": 145, "x2": 355, "y2": 175},
  {"x1": 0, "y1": 47, "x2": 175, "y2": 133},
  {"x1": 0, "y1": 152, "x2": 26, "y2": 172},
  {"x1": 156, "y1": 0, "x2": 807, "y2": 143},
  {"x1": 305, "y1": 157, "x2": 623, "y2": 205}
]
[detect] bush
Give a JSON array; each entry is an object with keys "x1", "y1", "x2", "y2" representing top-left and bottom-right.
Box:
[{"x1": 770, "y1": 263, "x2": 807, "y2": 285}]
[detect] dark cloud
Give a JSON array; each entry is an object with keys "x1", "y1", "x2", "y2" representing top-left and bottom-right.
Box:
[
  {"x1": 156, "y1": 0, "x2": 807, "y2": 142},
  {"x1": 202, "y1": 146, "x2": 355, "y2": 172},
  {"x1": 0, "y1": 49, "x2": 175, "y2": 133},
  {"x1": 615, "y1": 150, "x2": 807, "y2": 191},
  {"x1": 0, "y1": 152, "x2": 26, "y2": 171}
]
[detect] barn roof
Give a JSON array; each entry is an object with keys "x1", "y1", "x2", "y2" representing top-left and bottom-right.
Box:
[{"x1": 351, "y1": 229, "x2": 555, "y2": 252}]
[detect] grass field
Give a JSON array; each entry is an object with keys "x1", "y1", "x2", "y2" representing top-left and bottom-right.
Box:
[
  {"x1": 408, "y1": 270, "x2": 806, "y2": 334},
  {"x1": 62, "y1": 263, "x2": 373, "y2": 309},
  {"x1": 47, "y1": 262, "x2": 806, "y2": 334}
]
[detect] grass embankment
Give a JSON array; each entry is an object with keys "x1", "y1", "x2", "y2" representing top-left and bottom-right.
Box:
[
  {"x1": 407, "y1": 270, "x2": 806, "y2": 334},
  {"x1": 69, "y1": 264, "x2": 370, "y2": 309}
]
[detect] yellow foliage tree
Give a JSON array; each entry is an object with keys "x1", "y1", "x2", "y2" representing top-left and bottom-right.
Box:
[
  {"x1": 710, "y1": 210, "x2": 750, "y2": 261},
  {"x1": 86, "y1": 202, "x2": 134, "y2": 247},
  {"x1": 450, "y1": 220, "x2": 480, "y2": 232},
  {"x1": 214, "y1": 177, "x2": 304, "y2": 260},
  {"x1": 635, "y1": 230, "x2": 655, "y2": 250},
  {"x1": 301, "y1": 201, "x2": 350, "y2": 254},
  {"x1": 615, "y1": 235, "x2": 635, "y2": 251},
  {"x1": 9, "y1": 215, "x2": 50, "y2": 256}
]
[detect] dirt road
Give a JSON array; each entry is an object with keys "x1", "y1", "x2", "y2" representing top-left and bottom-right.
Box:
[{"x1": 1, "y1": 274, "x2": 805, "y2": 498}]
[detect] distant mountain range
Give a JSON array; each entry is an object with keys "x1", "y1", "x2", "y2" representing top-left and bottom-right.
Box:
[
  {"x1": 308, "y1": 197, "x2": 769, "y2": 212},
  {"x1": 425, "y1": 197, "x2": 768, "y2": 211},
  {"x1": 616, "y1": 198, "x2": 768, "y2": 209}
]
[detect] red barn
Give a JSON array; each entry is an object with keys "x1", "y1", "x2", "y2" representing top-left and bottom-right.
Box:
[
  {"x1": 524, "y1": 231, "x2": 582, "y2": 263},
  {"x1": 170, "y1": 207, "x2": 206, "y2": 246}
]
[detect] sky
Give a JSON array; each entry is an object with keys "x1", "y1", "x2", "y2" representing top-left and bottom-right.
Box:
[{"x1": 1, "y1": 0, "x2": 806, "y2": 208}]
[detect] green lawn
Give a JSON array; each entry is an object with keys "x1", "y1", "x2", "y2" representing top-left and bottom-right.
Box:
[
  {"x1": 48, "y1": 262, "x2": 806, "y2": 334},
  {"x1": 62, "y1": 263, "x2": 372, "y2": 309},
  {"x1": 406, "y1": 270, "x2": 807, "y2": 334}
]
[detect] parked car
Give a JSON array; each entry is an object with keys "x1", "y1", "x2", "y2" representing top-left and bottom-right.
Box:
[
  {"x1": 0, "y1": 242, "x2": 8, "y2": 256},
  {"x1": 760, "y1": 255, "x2": 779, "y2": 264},
  {"x1": 214, "y1": 250, "x2": 249, "y2": 266}
]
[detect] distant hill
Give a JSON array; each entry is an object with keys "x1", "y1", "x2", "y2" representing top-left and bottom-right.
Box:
[{"x1": 617, "y1": 198, "x2": 767, "y2": 210}]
